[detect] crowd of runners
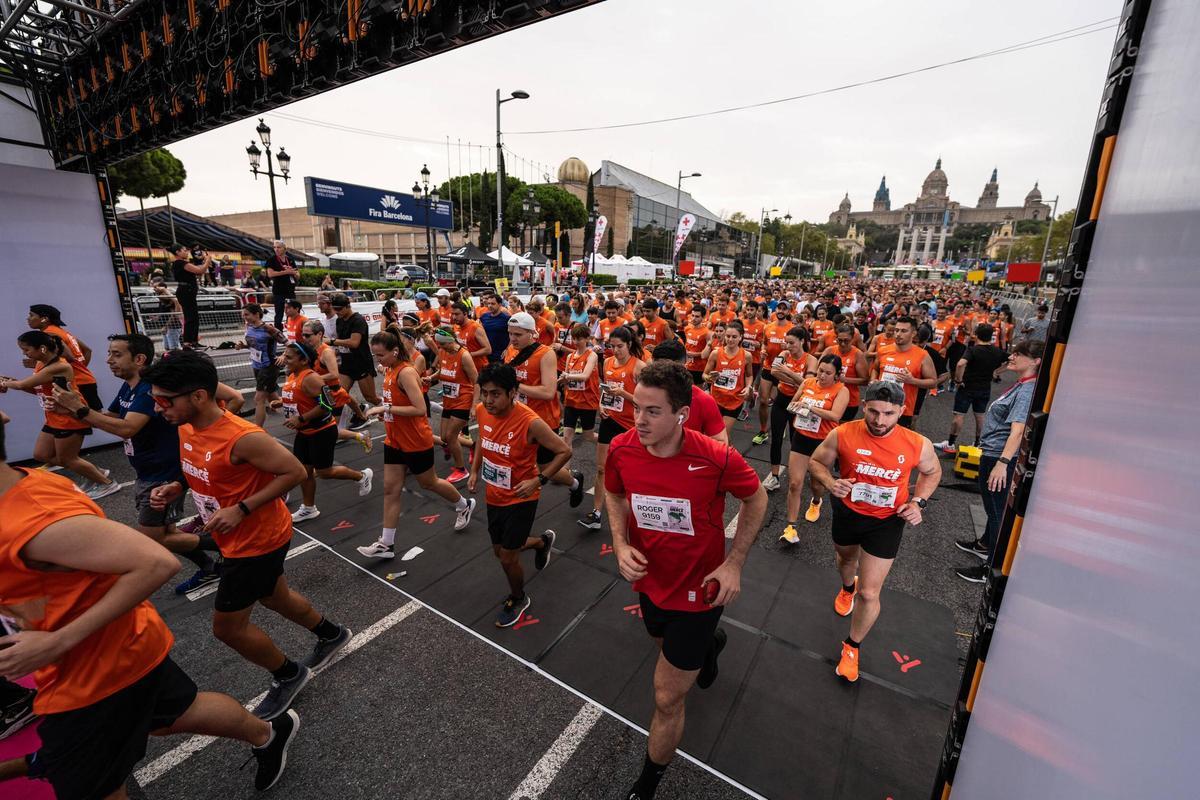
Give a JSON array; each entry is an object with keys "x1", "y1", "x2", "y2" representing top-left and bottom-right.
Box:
[{"x1": 0, "y1": 276, "x2": 1049, "y2": 799}]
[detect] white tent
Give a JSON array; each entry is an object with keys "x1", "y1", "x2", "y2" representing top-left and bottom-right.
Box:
[
  {"x1": 606, "y1": 254, "x2": 629, "y2": 265},
  {"x1": 627, "y1": 256, "x2": 653, "y2": 265},
  {"x1": 488, "y1": 246, "x2": 533, "y2": 267}
]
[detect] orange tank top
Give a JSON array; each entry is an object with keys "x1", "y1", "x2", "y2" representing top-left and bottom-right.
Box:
[
  {"x1": 564, "y1": 350, "x2": 600, "y2": 410},
  {"x1": 178, "y1": 412, "x2": 293, "y2": 558},
  {"x1": 281, "y1": 368, "x2": 335, "y2": 435},
  {"x1": 601, "y1": 355, "x2": 640, "y2": 430},
  {"x1": 285, "y1": 315, "x2": 307, "y2": 342},
  {"x1": 476, "y1": 401, "x2": 540, "y2": 506},
  {"x1": 456, "y1": 319, "x2": 489, "y2": 372},
  {"x1": 763, "y1": 321, "x2": 791, "y2": 363},
  {"x1": 381, "y1": 363, "x2": 435, "y2": 452},
  {"x1": 710, "y1": 347, "x2": 748, "y2": 410},
  {"x1": 684, "y1": 325, "x2": 710, "y2": 372},
  {"x1": 876, "y1": 346, "x2": 929, "y2": 415},
  {"x1": 313, "y1": 344, "x2": 354, "y2": 408},
  {"x1": 810, "y1": 320, "x2": 834, "y2": 353},
  {"x1": 831, "y1": 346, "x2": 864, "y2": 406},
  {"x1": 741, "y1": 319, "x2": 766, "y2": 364},
  {"x1": 505, "y1": 344, "x2": 562, "y2": 429},
  {"x1": 791, "y1": 377, "x2": 844, "y2": 440},
  {"x1": 436, "y1": 347, "x2": 474, "y2": 411},
  {"x1": 835, "y1": 419, "x2": 925, "y2": 519},
  {"x1": 773, "y1": 352, "x2": 810, "y2": 398},
  {"x1": 34, "y1": 362, "x2": 87, "y2": 430},
  {"x1": 44, "y1": 324, "x2": 96, "y2": 387},
  {"x1": 0, "y1": 469, "x2": 174, "y2": 714}
]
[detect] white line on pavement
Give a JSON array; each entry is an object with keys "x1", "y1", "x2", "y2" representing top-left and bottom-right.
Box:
[
  {"x1": 508, "y1": 703, "x2": 603, "y2": 800},
  {"x1": 724, "y1": 502, "x2": 741, "y2": 540},
  {"x1": 184, "y1": 539, "x2": 322, "y2": 602},
  {"x1": 135, "y1": 600, "x2": 422, "y2": 786}
]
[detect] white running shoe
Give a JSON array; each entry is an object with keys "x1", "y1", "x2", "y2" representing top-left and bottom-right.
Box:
[
  {"x1": 87, "y1": 477, "x2": 123, "y2": 500},
  {"x1": 762, "y1": 473, "x2": 781, "y2": 492},
  {"x1": 291, "y1": 505, "x2": 321, "y2": 522},
  {"x1": 356, "y1": 540, "x2": 394, "y2": 559},
  {"x1": 358, "y1": 467, "x2": 374, "y2": 496},
  {"x1": 454, "y1": 497, "x2": 476, "y2": 531}
]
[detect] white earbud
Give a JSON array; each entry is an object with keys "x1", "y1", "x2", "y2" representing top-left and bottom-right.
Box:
[{"x1": 677, "y1": 414, "x2": 685, "y2": 425}]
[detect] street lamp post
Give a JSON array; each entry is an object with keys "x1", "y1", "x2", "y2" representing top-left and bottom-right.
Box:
[
  {"x1": 822, "y1": 237, "x2": 831, "y2": 270},
  {"x1": 245, "y1": 119, "x2": 292, "y2": 240},
  {"x1": 412, "y1": 164, "x2": 441, "y2": 282},
  {"x1": 754, "y1": 207, "x2": 778, "y2": 278},
  {"x1": 1038, "y1": 194, "x2": 1060, "y2": 277},
  {"x1": 674, "y1": 170, "x2": 701, "y2": 268},
  {"x1": 496, "y1": 88, "x2": 530, "y2": 285}
]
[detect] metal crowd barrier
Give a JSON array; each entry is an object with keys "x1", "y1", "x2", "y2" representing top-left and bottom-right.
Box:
[{"x1": 135, "y1": 309, "x2": 258, "y2": 387}]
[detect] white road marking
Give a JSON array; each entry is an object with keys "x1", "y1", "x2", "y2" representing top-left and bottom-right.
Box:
[
  {"x1": 508, "y1": 703, "x2": 603, "y2": 800},
  {"x1": 135, "y1": 600, "x2": 422, "y2": 786},
  {"x1": 724, "y1": 502, "x2": 741, "y2": 539},
  {"x1": 184, "y1": 539, "x2": 322, "y2": 602}
]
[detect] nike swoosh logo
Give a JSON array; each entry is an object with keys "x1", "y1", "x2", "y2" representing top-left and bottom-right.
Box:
[{"x1": 687, "y1": 464, "x2": 705, "y2": 472}]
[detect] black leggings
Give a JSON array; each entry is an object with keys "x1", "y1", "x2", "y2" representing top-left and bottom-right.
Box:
[
  {"x1": 177, "y1": 285, "x2": 199, "y2": 345},
  {"x1": 769, "y1": 396, "x2": 794, "y2": 467}
]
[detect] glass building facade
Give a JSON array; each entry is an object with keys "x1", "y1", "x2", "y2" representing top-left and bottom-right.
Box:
[{"x1": 626, "y1": 195, "x2": 753, "y2": 265}]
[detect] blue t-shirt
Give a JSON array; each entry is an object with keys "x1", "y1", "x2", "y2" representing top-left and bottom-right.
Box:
[
  {"x1": 109, "y1": 381, "x2": 184, "y2": 483},
  {"x1": 245, "y1": 324, "x2": 278, "y2": 368},
  {"x1": 479, "y1": 310, "x2": 511, "y2": 361}
]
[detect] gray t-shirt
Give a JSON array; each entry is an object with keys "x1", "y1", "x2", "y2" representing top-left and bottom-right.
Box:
[
  {"x1": 978, "y1": 379, "x2": 1035, "y2": 456},
  {"x1": 1020, "y1": 316, "x2": 1049, "y2": 342}
]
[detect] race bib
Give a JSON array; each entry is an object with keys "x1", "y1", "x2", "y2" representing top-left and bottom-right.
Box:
[
  {"x1": 881, "y1": 368, "x2": 903, "y2": 384},
  {"x1": 192, "y1": 491, "x2": 222, "y2": 523},
  {"x1": 335, "y1": 345, "x2": 349, "y2": 354},
  {"x1": 39, "y1": 394, "x2": 56, "y2": 411},
  {"x1": 600, "y1": 383, "x2": 624, "y2": 412},
  {"x1": 850, "y1": 482, "x2": 899, "y2": 509},
  {"x1": 714, "y1": 370, "x2": 738, "y2": 390},
  {"x1": 442, "y1": 382, "x2": 460, "y2": 399},
  {"x1": 567, "y1": 380, "x2": 585, "y2": 392},
  {"x1": 742, "y1": 337, "x2": 759, "y2": 351},
  {"x1": 282, "y1": 403, "x2": 298, "y2": 418},
  {"x1": 630, "y1": 494, "x2": 695, "y2": 536},
  {"x1": 793, "y1": 408, "x2": 821, "y2": 433},
  {"x1": 771, "y1": 355, "x2": 785, "y2": 368},
  {"x1": 123, "y1": 438, "x2": 134, "y2": 457},
  {"x1": 516, "y1": 391, "x2": 529, "y2": 405},
  {"x1": 481, "y1": 457, "x2": 512, "y2": 490}
]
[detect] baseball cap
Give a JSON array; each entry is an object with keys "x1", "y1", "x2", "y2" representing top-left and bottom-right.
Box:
[
  {"x1": 862, "y1": 381, "x2": 906, "y2": 406},
  {"x1": 415, "y1": 291, "x2": 430, "y2": 301},
  {"x1": 435, "y1": 288, "x2": 451, "y2": 297},
  {"x1": 330, "y1": 294, "x2": 351, "y2": 309},
  {"x1": 508, "y1": 312, "x2": 537, "y2": 332}
]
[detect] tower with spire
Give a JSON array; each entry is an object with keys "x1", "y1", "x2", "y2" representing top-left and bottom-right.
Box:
[
  {"x1": 978, "y1": 167, "x2": 1000, "y2": 209},
  {"x1": 873, "y1": 176, "x2": 891, "y2": 212}
]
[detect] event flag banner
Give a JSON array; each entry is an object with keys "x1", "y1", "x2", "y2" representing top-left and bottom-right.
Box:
[
  {"x1": 672, "y1": 213, "x2": 696, "y2": 259},
  {"x1": 592, "y1": 215, "x2": 608, "y2": 256},
  {"x1": 304, "y1": 176, "x2": 453, "y2": 230}
]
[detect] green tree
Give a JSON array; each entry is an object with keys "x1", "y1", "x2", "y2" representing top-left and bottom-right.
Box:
[
  {"x1": 109, "y1": 150, "x2": 171, "y2": 256},
  {"x1": 150, "y1": 148, "x2": 186, "y2": 244}
]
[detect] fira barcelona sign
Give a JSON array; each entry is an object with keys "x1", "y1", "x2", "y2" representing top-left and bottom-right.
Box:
[{"x1": 304, "y1": 176, "x2": 453, "y2": 230}]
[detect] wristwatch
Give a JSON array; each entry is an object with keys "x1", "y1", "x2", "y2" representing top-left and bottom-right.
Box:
[
  {"x1": 74, "y1": 406, "x2": 90, "y2": 420},
  {"x1": 997, "y1": 456, "x2": 1012, "y2": 465},
  {"x1": 538, "y1": 474, "x2": 550, "y2": 486},
  {"x1": 911, "y1": 496, "x2": 928, "y2": 509}
]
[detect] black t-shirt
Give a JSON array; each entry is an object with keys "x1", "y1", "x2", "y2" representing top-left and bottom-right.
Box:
[
  {"x1": 335, "y1": 312, "x2": 371, "y2": 368},
  {"x1": 960, "y1": 344, "x2": 1008, "y2": 391},
  {"x1": 266, "y1": 254, "x2": 297, "y2": 297},
  {"x1": 171, "y1": 259, "x2": 197, "y2": 289}
]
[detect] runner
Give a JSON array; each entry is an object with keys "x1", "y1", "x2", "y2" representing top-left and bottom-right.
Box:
[
  {"x1": 0, "y1": 331, "x2": 119, "y2": 499},
  {"x1": 763, "y1": 326, "x2": 816, "y2": 493},
  {"x1": 141, "y1": 349, "x2": 352, "y2": 721},
  {"x1": 872, "y1": 316, "x2": 936, "y2": 428},
  {"x1": 476, "y1": 293, "x2": 511, "y2": 364},
  {"x1": 865, "y1": 316, "x2": 898, "y2": 369},
  {"x1": 282, "y1": 300, "x2": 307, "y2": 343},
  {"x1": 451, "y1": 301, "x2": 492, "y2": 371},
  {"x1": 560, "y1": 324, "x2": 600, "y2": 454},
  {"x1": 752, "y1": 303, "x2": 793, "y2": 446},
  {"x1": 431, "y1": 325, "x2": 477, "y2": 484},
  {"x1": 504, "y1": 313, "x2": 585, "y2": 505},
  {"x1": 809, "y1": 305, "x2": 834, "y2": 355},
  {"x1": 49, "y1": 333, "x2": 218, "y2": 593},
  {"x1": 606, "y1": 360, "x2": 766, "y2": 800},
  {"x1": 703, "y1": 319, "x2": 752, "y2": 435},
  {"x1": 299, "y1": 321, "x2": 374, "y2": 444},
  {"x1": 581, "y1": 325, "x2": 645, "y2": 531},
  {"x1": 236, "y1": 303, "x2": 286, "y2": 427},
  {"x1": 26, "y1": 305, "x2": 102, "y2": 411},
  {"x1": 355, "y1": 330, "x2": 476, "y2": 559},
  {"x1": 329, "y1": 293, "x2": 382, "y2": 408},
  {"x1": 682, "y1": 305, "x2": 710, "y2": 387},
  {"x1": 468, "y1": 363, "x2": 572, "y2": 627},
  {"x1": 278, "y1": 341, "x2": 373, "y2": 523},
  {"x1": 779, "y1": 355, "x2": 849, "y2": 543},
  {"x1": 808, "y1": 381, "x2": 941, "y2": 682},
  {"x1": 821, "y1": 324, "x2": 869, "y2": 422},
  {"x1": 435, "y1": 288, "x2": 455, "y2": 325},
  {"x1": 640, "y1": 298, "x2": 674, "y2": 354},
  {"x1": 0, "y1": 420, "x2": 298, "y2": 795},
  {"x1": 740, "y1": 301, "x2": 766, "y2": 418}
]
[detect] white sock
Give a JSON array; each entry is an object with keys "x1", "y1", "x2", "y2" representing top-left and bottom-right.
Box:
[
  {"x1": 454, "y1": 496, "x2": 469, "y2": 512},
  {"x1": 381, "y1": 527, "x2": 396, "y2": 546}
]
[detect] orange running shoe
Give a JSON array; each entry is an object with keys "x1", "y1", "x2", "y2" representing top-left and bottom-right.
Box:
[
  {"x1": 835, "y1": 641, "x2": 860, "y2": 682},
  {"x1": 804, "y1": 498, "x2": 822, "y2": 523},
  {"x1": 834, "y1": 579, "x2": 856, "y2": 616}
]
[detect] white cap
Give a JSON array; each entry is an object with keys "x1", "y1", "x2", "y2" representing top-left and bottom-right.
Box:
[
  {"x1": 508, "y1": 312, "x2": 537, "y2": 332},
  {"x1": 435, "y1": 288, "x2": 451, "y2": 297}
]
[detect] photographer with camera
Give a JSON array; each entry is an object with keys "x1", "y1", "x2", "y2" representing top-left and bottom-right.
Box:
[{"x1": 171, "y1": 243, "x2": 208, "y2": 348}]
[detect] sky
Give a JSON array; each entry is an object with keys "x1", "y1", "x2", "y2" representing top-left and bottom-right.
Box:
[{"x1": 146, "y1": 0, "x2": 1124, "y2": 225}]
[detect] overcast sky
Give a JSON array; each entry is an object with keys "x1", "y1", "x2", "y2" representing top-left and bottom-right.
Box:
[{"x1": 149, "y1": 0, "x2": 1123, "y2": 224}]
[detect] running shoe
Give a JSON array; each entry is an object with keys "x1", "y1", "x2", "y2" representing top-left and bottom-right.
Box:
[
  {"x1": 835, "y1": 641, "x2": 860, "y2": 683},
  {"x1": 779, "y1": 524, "x2": 799, "y2": 545},
  {"x1": 578, "y1": 509, "x2": 602, "y2": 530},
  {"x1": 955, "y1": 538, "x2": 989, "y2": 560},
  {"x1": 251, "y1": 709, "x2": 300, "y2": 791},
  {"x1": 291, "y1": 505, "x2": 321, "y2": 522},
  {"x1": 0, "y1": 688, "x2": 36, "y2": 742},
  {"x1": 737, "y1": 405, "x2": 750, "y2": 422},
  {"x1": 804, "y1": 498, "x2": 822, "y2": 523},
  {"x1": 174, "y1": 568, "x2": 219, "y2": 595},
  {"x1": 300, "y1": 624, "x2": 352, "y2": 674},
  {"x1": 177, "y1": 515, "x2": 202, "y2": 534},
  {"x1": 535, "y1": 530, "x2": 556, "y2": 571},
  {"x1": 87, "y1": 473, "x2": 123, "y2": 500},
  {"x1": 834, "y1": 579, "x2": 857, "y2": 617},
  {"x1": 355, "y1": 431, "x2": 373, "y2": 454},
  {"x1": 454, "y1": 497, "x2": 476, "y2": 531},
  {"x1": 358, "y1": 467, "x2": 374, "y2": 496},
  {"x1": 446, "y1": 467, "x2": 469, "y2": 484},
  {"x1": 568, "y1": 470, "x2": 585, "y2": 508},
  {"x1": 751, "y1": 431, "x2": 768, "y2": 446},
  {"x1": 955, "y1": 564, "x2": 989, "y2": 583},
  {"x1": 696, "y1": 627, "x2": 728, "y2": 690},
  {"x1": 348, "y1": 416, "x2": 372, "y2": 432},
  {"x1": 495, "y1": 594, "x2": 531, "y2": 628},
  {"x1": 762, "y1": 473, "x2": 781, "y2": 492},
  {"x1": 934, "y1": 440, "x2": 958, "y2": 455},
  {"x1": 252, "y1": 666, "x2": 313, "y2": 721},
  {"x1": 356, "y1": 540, "x2": 394, "y2": 559}
]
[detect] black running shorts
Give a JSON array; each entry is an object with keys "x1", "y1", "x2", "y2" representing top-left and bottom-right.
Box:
[
  {"x1": 789, "y1": 430, "x2": 822, "y2": 457},
  {"x1": 293, "y1": 424, "x2": 337, "y2": 470},
  {"x1": 28, "y1": 655, "x2": 197, "y2": 800},
  {"x1": 639, "y1": 593, "x2": 723, "y2": 672},
  {"x1": 831, "y1": 499, "x2": 906, "y2": 560},
  {"x1": 597, "y1": 416, "x2": 628, "y2": 445},
  {"x1": 563, "y1": 406, "x2": 597, "y2": 431},
  {"x1": 41, "y1": 425, "x2": 90, "y2": 438},
  {"x1": 214, "y1": 540, "x2": 290, "y2": 612},
  {"x1": 718, "y1": 403, "x2": 743, "y2": 419},
  {"x1": 383, "y1": 445, "x2": 435, "y2": 474},
  {"x1": 442, "y1": 407, "x2": 470, "y2": 421},
  {"x1": 487, "y1": 499, "x2": 539, "y2": 550}
]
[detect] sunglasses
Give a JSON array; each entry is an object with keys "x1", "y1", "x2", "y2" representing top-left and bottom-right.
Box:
[{"x1": 152, "y1": 391, "x2": 192, "y2": 409}]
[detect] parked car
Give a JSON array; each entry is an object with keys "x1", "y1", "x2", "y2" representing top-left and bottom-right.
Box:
[{"x1": 385, "y1": 263, "x2": 432, "y2": 283}]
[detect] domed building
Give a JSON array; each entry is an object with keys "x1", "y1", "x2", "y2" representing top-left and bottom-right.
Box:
[
  {"x1": 557, "y1": 156, "x2": 590, "y2": 185},
  {"x1": 828, "y1": 158, "x2": 1051, "y2": 265}
]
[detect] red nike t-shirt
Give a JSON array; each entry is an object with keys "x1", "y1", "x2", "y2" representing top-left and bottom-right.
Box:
[
  {"x1": 605, "y1": 428, "x2": 761, "y2": 611},
  {"x1": 684, "y1": 385, "x2": 726, "y2": 437}
]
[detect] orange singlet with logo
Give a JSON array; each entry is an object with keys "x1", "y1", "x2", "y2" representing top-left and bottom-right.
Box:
[
  {"x1": 641, "y1": 317, "x2": 672, "y2": 352},
  {"x1": 437, "y1": 348, "x2": 474, "y2": 411},
  {"x1": 564, "y1": 350, "x2": 600, "y2": 410},
  {"x1": 504, "y1": 344, "x2": 562, "y2": 430},
  {"x1": 280, "y1": 368, "x2": 335, "y2": 434},
  {"x1": 876, "y1": 347, "x2": 930, "y2": 416},
  {"x1": 763, "y1": 320, "x2": 791, "y2": 366},
  {"x1": 684, "y1": 324, "x2": 710, "y2": 373},
  {"x1": 284, "y1": 315, "x2": 307, "y2": 342},
  {"x1": 601, "y1": 355, "x2": 641, "y2": 430},
  {"x1": 930, "y1": 319, "x2": 955, "y2": 355},
  {"x1": 34, "y1": 363, "x2": 87, "y2": 431},
  {"x1": 810, "y1": 320, "x2": 834, "y2": 353},
  {"x1": 0, "y1": 469, "x2": 174, "y2": 714},
  {"x1": 313, "y1": 343, "x2": 354, "y2": 408},
  {"x1": 873, "y1": 334, "x2": 898, "y2": 359},
  {"x1": 791, "y1": 377, "x2": 845, "y2": 440},
  {"x1": 773, "y1": 352, "x2": 810, "y2": 399},
  {"x1": 455, "y1": 318, "x2": 489, "y2": 372},
  {"x1": 741, "y1": 318, "x2": 766, "y2": 365},
  {"x1": 835, "y1": 419, "x2": 924, "y2": 519},
  {"x1": 830, "y1": 346, "x2": 865, "y2": 406},
  {"x1": 381, "y1": 362, "x2": 435, "y2": 452},
  {"x1": 476, "y1": 401, "x2": 541, "y2": 507},
  {"x1": 43, "y1": 324, "x2": 96, "y2": 387},
  {"x1": 178, "y1": 412, "x2": 293, "y2": 558},
  {"x1": 709, "y1": 347, "x2": 747, "y2": 410}
]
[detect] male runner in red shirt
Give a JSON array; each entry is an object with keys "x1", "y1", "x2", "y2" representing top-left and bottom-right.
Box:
[{"x1": 606, "y1": 360, "x2": 766, "y2": 800}]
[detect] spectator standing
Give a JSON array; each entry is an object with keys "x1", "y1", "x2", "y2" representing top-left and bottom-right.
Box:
[
  {"x1": 170, "y1": 244, "x2": 206, "y2": 347},
  {"x1": 265, "y1": 240, "x2": 299, "y2": 328}
]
